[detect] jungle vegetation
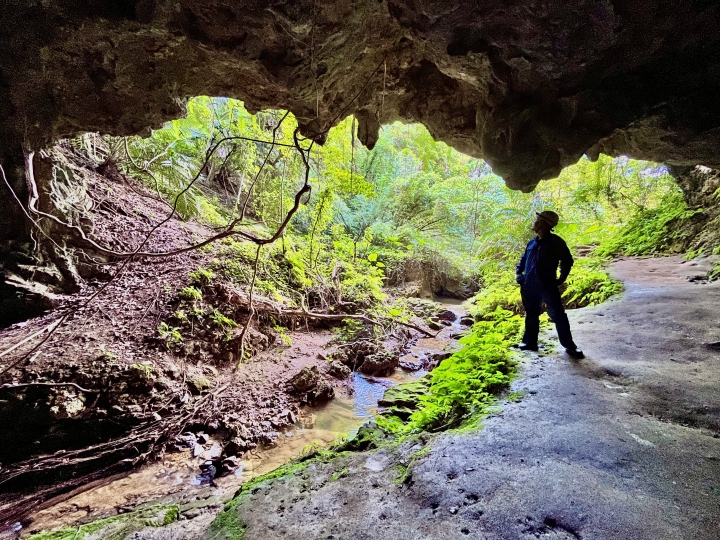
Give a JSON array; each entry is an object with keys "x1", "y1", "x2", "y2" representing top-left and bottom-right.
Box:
[
  {"x1": 118, "y1": 96, "x2": 684, "y2": 309},
  {"x1": 115, "y1": 96, "x2": 687, "y2": 434}
]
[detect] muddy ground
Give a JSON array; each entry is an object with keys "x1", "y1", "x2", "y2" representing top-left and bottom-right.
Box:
[
  {"x1": 0, "y1": 153, "x2": 454, "y2": 527},
  {"x1": 189, "y1": 255, "x2": 720, "y2": 540}
]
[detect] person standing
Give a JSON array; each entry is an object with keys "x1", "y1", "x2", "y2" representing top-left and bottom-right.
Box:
[{"x1": 515, "y1": 211, "x2": 584, "y2": 359}]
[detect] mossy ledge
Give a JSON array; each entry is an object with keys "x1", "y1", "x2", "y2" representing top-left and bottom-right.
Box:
[{"x1": 27, "y1": 504, "x2": 179, "y2": 540}]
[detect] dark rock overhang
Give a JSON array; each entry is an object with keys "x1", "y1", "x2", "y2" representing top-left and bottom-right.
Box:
[{"x1": 1, "y1": 0, "x2": 720, "y2": 193}]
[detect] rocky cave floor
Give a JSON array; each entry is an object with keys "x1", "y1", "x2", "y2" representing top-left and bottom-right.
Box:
[{"x1": 135, "y1": 255, "x2": 720, "y2": 540}]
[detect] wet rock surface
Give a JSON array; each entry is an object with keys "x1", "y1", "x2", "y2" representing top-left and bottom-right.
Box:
[{"x1": 218, "y1": 257, "x2": 720, "y2": 540}]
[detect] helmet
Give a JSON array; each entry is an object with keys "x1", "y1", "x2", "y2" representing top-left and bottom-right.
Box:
[{"x1": 536, "y1": 210, "x2": 559, "y2": 228}]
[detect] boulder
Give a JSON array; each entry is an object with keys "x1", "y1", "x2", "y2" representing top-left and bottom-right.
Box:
[
  {"x1": 378, "y1": 379, "x2": 430, "y2": 420},
  {"x1": 328, "y1": 360, "x2": 352, "y2": 379},
  {"x1": 306, "y1": 379, "x2": 335, "y2": 406},
  {"x1": 288, "y1": 366, "x2": 321, "y2": 393},
  {"x1": 358, "y1": 349, "x2": 399, "y2": 377},
  {"x1": 438, "y1": 309, "x2": 457, "y2": 322},
  {"x1": 398, "y1": 357, "x2": 425, "y2": 371}
]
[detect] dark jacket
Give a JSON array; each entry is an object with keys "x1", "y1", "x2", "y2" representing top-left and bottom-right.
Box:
[{"x1": 516, "y1": 232, "x2": 574, "y2": 286}]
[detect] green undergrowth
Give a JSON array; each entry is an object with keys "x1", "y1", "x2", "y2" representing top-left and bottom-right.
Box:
[
  {"x1": 467, "y1": 256, "x2": 622, "y2": 317},
  {"x1": 562, "y1": 257, "x2": 624, "y2": 308},
  {"x1": 27, "y1": 505, "x2": 179, "y2": 540},
  {"x1": 595, "y1": 191, "x2": 701, "y2": 257},
  {"x1": 376, "y1": 308, "x2": 523, "y2": 436}
]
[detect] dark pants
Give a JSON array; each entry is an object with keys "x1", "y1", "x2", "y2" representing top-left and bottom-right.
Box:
[{"x1": 521, "y1": 280, "x2": 577, "y2": 349}]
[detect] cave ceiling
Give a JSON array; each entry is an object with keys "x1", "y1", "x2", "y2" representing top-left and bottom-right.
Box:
[{"x1": 1, "y1": 0, "x2": 720, "y2": 191}]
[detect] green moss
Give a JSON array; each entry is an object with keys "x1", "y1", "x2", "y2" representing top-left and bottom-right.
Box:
[
  {"x1": 27, "y1": 505, "x2": 179, "y2": 540},
  {"x1": 394, "y1": 464, "x2": 409, "y2": 484},
  {"x1": 378, "y1": 379, "x2": 430, "y2": 420},
  {"x1": 209, "y1": 499, "x2": 247, "y2": 540},
  {"x1": 376, "y1": 308, "x2": 522, "y2": 437},
  {"x1": 332, "y1": 422, "x2": 388, "y2": 452},
  {"x1": 506, "y1": 390, "x2": 527, "y2": 402},
  {"x1": 210, "y1": 450, "x2": 350, "y2": 537},
  {"x1": 330, "y1": 467, "x2": 349, "y2": 481}
]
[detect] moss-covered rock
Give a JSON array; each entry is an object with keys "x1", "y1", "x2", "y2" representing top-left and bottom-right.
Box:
[
  {"x1": 27, "y1": 504, "x2": 179, "y2": 540},
  {"x1": 378, "y1": 378, "x2": 430, "y2": 420}
]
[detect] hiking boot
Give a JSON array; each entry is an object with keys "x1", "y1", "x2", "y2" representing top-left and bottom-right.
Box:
[
  {"x1": 565, "y1": 347, "x2": 585, "y2": 360},
  {"x1": 517, "y1": 342, "x2": 539, "y2": 351}
]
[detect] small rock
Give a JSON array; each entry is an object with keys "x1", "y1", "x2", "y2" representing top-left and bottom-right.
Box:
[
  {"x1": 288, "y1": 366, "x2": 321, "y2": 393},
  {"x1": 427, "y1": 321, "x2": 442, "y2": 331},
  {"x1": 201, "y1": 442, "x2": 223, "y2": 460},
  {"x1": 192, "y1": 443, "x2": 204, "y2": 457},
  {"x1": 459, "y1": 316, "x2": 474, "y2": 326},
  {"x1": 195, "y1": 461, "x2": 216, "y2": 485},
  {"x1": 110, "y1": 405, "x2": 125, "y2": 415},
  {"x1": 398, "y1": 359, "x2": 424, "y2": 371},
  {"x1": 224, "y1": 437, "x2": 249, "y2": 456},
  {"x1": 358, "y1": 348, "x2": 399, "y2": 376},
  {"x1": 182, "y1": 508, "x2": 203, "y2": 520},
  {"x1": 328, "y1": 360, "x2": 351, "y2": 379},
  {"x1": 430, "y1": 351, "x2": 454, "y2": 365},
  {"x1": 449, "y1": 506, "x2": 459, "y2": 514},
  {"x1": 279, "y1": 408, "x2": 297, "y2": 423},
  {"x1": 177, "y1": 432, "x2": 197, "y2": 447},
  {"x1": 221, "y1": 455, "x2": 240, "y2": 473},
  {"x1": 298, "y1": 413, "x2": 316, "y2": 429},
  {"x1": 307, "y1": 379, "x2": 335, "y2": 405},
  {"x1": 197, "y1": 432, "x2": 210, "y2": 444},
  {"x1": 438, "y1": 309, "x2": 457, "y2": 322}
]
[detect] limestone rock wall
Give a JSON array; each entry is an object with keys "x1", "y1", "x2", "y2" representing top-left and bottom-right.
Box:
[{"x1": 1, "y1": 1, "x2": 720, "y2": 232}]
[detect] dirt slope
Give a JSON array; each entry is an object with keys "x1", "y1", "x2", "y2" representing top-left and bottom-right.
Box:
[{"x1": 201, "y1": 255, "x2": 720, "y2": 540}]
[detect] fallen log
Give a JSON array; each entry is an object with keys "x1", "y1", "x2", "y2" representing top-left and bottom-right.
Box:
[{"x1": 279, "y1": 308, "x2": 436, "y2": 338}]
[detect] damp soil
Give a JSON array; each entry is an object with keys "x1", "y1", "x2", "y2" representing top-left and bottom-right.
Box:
[
  {"x1": 0, "y1": 152, "x2": 469, "y2": 531},
  {"x1": 12, "y1": 301, "x2": 469, "y2": 538}
]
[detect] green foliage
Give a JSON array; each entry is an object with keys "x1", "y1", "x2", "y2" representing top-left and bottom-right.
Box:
[
  {"x1": 157, "y1": 322, "x2": 182, "y2": 348},
  {"x1": 209, "y1": 308, "x2": 238, "y2": 330},
  {"x1": 467, "y1": 271, "x2": 523, "y2": 318},
  {"x1": 562, "y1": 258, "x2": 623, "y2": 307},
  {"x1": 332, "y1": 319, "x2": 365, "y2": 343},
  {"x1": 377, "y1": 309, "x2": 522, "y2": 436},
  {"x1": 189, "y1": 267, "x2": 215, "y2": 285},
  {"x1": 179, "y1": 286, "x2": 202, "y2": 301},
  {"x1": 595, "y1": 191, "x2": 699, "y2": 256},
  {"x1": 273, "y1": 324, "x2": 292, "y2": 347},
  {"x1": 130, "y1": 362, "x2": 154, "y2": 378},
  {"x1": 120, "y1": 98, "x2": 689, "y2": 312}
]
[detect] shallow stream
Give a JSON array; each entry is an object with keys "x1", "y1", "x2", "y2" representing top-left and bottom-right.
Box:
[{"x1": 21, "y1": 301, "x2": 467, "y2": 537}]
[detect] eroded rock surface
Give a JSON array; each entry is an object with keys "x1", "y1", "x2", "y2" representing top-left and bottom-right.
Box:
[{"x1": 2, "y1": 0, "x2": 720, "y2": 240}]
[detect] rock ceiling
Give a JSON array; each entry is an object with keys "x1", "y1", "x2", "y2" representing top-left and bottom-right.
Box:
[{"x1": 1, "y1": 0, "x2": 720, "y2": 192}]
